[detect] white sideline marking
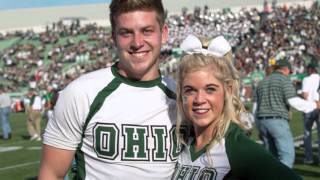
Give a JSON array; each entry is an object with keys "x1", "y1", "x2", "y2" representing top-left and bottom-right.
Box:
[
  {"x1": 27, "y1": 146, "x2": 42, "y2": 150},
  {"x1": 0, "y1": 146, "x2": 41, "y2": 153},
  {"x1": 294, "y1": 134, "x2": 304, "y2": 140},
  {"x1": 0, "y1": 146, "x2": 23, "y2": 152},
  {"x1": 0, "y1": 161, "x2": 40, "y2": 171}
]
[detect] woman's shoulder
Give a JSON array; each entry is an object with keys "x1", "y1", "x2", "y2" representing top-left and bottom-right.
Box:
[
  {"x1": 225, "y1": 122, "x2": 245, "y2": 139},
  {"x1": 224, "y1": 123, "x2": 302, "y2": 180}
]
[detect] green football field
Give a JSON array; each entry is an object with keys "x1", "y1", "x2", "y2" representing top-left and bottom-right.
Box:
[{"x1": 0, "y1": 111, "x2": 319, "y2": 179}]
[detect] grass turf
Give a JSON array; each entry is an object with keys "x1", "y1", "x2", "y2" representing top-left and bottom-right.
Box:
[{"x1": 0, "y1": 111, "x2": 319, "y2": 179}]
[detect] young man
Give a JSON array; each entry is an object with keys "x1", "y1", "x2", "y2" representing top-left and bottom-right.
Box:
[{"x1": 38, "y1": 0, "x2": 178, "y2": 179}]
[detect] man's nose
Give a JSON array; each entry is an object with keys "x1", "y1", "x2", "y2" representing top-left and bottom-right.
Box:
[{"x1": 131, "y1": 33, "x2": 144, "y2": 50}]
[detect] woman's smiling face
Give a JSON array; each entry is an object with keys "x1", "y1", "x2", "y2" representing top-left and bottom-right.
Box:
[{"x1": 182, "y1": 67, "x2": 225, "y2": 131}]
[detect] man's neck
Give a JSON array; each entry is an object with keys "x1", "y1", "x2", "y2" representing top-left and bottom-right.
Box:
[{"x1": 276, "y1": 68, "x2": 289, "y2": 76}]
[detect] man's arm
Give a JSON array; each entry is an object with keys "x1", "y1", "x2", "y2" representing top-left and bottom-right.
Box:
[
  {"x1": 38, "y1": 144, "x2": 75, "y2": 180},
  {"x1": 288, "y1": 96, "x2": 317, "y2": 113},
  {"x1": 302, "y1": 91, "x2": 309, "y2": 100}
]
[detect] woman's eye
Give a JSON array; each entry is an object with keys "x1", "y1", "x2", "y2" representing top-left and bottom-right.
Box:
[
  {"x1": 206, "y1": 87, "x2": 216, "y2": 93},
  {"x1": 183, "y1": 88, "x2": 195, "y2": 95}
]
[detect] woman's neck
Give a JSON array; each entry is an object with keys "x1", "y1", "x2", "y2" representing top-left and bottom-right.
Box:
[{"x1": 193, "y1": 124, "x2": 217, "y2": 151}]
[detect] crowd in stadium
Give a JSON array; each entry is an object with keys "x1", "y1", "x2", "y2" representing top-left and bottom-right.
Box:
[
  {"x1": 0, "y1": 21, "x2": 115, "y2": 92},
  {"x1": 0, "y1": 1, "x2": 319, "y2": 99},
  {"x1": 1, "y1": 1, "x2": 320, "y2": 179}
]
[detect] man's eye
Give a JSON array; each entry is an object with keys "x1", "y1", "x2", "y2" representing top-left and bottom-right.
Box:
[
  {"x1": 118, "y1": 31, "x2": 131, "y2": 37},
  {"x1": 143, "y1": 29, "x2": 153, "y2": 35}
]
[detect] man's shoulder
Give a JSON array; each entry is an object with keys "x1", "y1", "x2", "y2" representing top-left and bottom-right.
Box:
[
  {"x1": 63, "y1": 67, "x2": 113, "y2": 95},
  {"x1": 302, "y1": 75, "x2": 312, "y2": 83},
  {"x1": 70, "y1": 68, "x2": 112, "y2": 86},
  {"x1": 266, "y1": 72, "x2": 291, "y2": 84},
  {"x1": 310, "y1": 73, "x2": 320, "y2": 80},
  {"x1": 78, "y1": 67, "x2": 112, "y2": 81},
  {"x1": 302, "y1": 73, "x2": 320, "y2": 84},
  {"x1": 270, "y1": 72, "x2": 286, "y2": 78},
  {"x1": 257, "y1": 76, "x2": 272, "y2": 88}
]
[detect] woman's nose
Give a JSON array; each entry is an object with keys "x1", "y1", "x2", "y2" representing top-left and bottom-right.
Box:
[{"x1": 194, "y1": 91, "x2": 205, "y2": 104}]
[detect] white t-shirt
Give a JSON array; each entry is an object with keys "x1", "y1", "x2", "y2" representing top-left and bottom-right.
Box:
[
  {"x1": 302, "y1": 73, "x2": 320, "y2": 101},
  {"x1": 31, "y1": 95, "x2": 42, "y2": 110},
  {"x1": 0, "y1": 93, "x2": 11, "y2": 108},
  {"x1": 43, "y1": 64, "x2": 178, "y2": 180}
]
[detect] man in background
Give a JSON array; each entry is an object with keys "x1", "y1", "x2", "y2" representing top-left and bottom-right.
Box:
[
  {"x1": 0, "y1": 86, "x2": 12, "y2": 140},
  {"x1": 301, "y1": 62, "x2": 320, "y2": 165},
  {"x1": 43, "y1": 86, "x2": 58, "y2": 123},
  {"x1": 26, "y1": 88, "x2": 43, "y2": 141},
  {"x1": 255, "y1": 58, "x2": 320, "y2": 168}
]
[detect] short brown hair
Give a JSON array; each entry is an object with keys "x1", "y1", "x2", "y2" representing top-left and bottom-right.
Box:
[{"x1": 109, "y1": 0, "x2": 166, "y2": 30}]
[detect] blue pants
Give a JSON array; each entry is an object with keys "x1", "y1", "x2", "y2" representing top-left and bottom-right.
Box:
[
  {"x1": 257, "y1": 118, "x2": 295, "y2": 168},
  {"x1": 303, "y1": 109, "x2": 320, "y2": 162},
  {"x1": 0, "y1": 106, "x2": 12, "y2": 139}
]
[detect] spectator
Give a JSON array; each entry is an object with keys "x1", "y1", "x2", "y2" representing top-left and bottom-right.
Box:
[
  {"x1": 1, "y1": 1, "x2": 320, "y2": 98},
  {"x1": 0, "y1": 86, "x2": 12, "y2": 140},
  {"x1": 255, "y1": 58, "x2": 320, "y2": 168},
  {"x1": 26, "y1": 88, "x2": 43, "y2": 141},
  {"x1": 301, "y1": 61, "x2": 320, "y2": 165},
  {"x1": 43, "y1": 85, "x2": 58, "y2": 123}
]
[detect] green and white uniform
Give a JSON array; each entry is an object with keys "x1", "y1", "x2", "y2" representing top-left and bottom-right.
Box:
[
  {"x1": 172, "y1": 123, "x2": 302, "y2": 180},
  {"x1": 43, "y1": 63, "x2": 180, "y2": 180}
]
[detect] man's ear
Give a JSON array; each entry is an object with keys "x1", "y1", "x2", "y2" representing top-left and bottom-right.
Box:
[{"x1": 161, "y1": 24, "x2": 169, "y2": 44}]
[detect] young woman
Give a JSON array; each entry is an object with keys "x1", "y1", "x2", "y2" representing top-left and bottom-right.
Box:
[{"x1": 172, "y1": 35, "x2": 302, "y2": 180}]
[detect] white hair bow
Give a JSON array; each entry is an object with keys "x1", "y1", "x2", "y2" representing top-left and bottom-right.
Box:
[{"x1": 180, "y1": 34, "x2": 231, "y2": 57}]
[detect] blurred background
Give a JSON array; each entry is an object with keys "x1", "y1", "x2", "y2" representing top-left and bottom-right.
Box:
[{"x1": 0, "y1": 0, "x2": 319, "y2": 179}]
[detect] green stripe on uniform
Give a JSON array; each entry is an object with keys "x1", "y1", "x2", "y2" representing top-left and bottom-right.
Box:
[{"x1": 75, "y1": 77, "x2": 122, "y2": 180}]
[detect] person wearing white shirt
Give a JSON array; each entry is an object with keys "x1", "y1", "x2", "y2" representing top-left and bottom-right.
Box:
[
  {"x1": 301, "y1": 62, "x2": 320, "y2": 165},
  {"x1": 0, "y1": 86, "x2": 12, "y2": 140},
  {"x1": 26, "y1": 88, "x2": 43, "y2": 141}
]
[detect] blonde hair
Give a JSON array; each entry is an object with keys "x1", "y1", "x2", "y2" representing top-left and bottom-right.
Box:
[{"x1": 176, "y1": 52, "x2": 245, "y2": 150}]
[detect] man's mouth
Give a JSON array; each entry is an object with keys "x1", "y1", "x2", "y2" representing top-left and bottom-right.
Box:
[{"x1": 129, "y1": 51, "x2": 148, "y2": 58}]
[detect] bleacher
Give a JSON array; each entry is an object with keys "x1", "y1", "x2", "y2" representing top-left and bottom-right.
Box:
[{"x1": 0, "y1": 1, "x2": 319, "y2": 102}]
